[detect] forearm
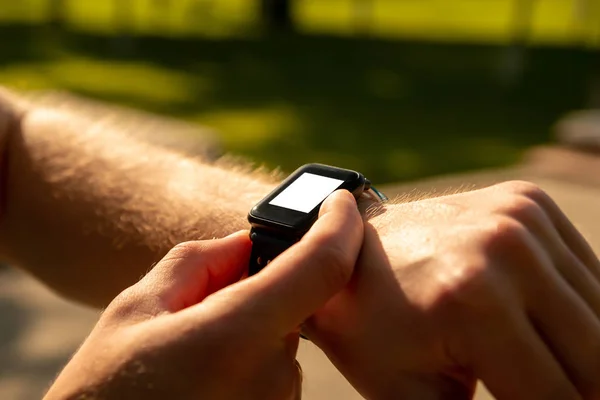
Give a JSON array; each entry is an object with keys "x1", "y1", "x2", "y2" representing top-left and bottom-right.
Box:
[{"x1": 0, "y1": 100, "x2": 276, "y2": 307}]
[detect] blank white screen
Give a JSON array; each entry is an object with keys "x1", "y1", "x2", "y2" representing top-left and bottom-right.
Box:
[{"x1": 269, "y1": 173, "x2": 344, "y2": 213}]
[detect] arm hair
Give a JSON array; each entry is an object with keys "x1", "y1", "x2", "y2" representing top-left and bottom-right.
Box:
[{"x1": 0, "y1": 91, "x2": 276, "y2": 306}]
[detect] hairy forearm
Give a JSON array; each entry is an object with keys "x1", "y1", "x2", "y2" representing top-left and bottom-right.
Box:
[{"x1": 0, "y1": 100, "x2": 276, "y2": 307}]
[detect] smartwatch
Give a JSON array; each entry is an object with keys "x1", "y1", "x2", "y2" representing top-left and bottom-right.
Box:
[{"x1": 247, "y1": 163, "x2": 385, "y2": 276}]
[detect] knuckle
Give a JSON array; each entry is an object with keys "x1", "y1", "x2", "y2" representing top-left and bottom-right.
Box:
[
  {"x1": 103, "y1": 286, "x2": 145, "y2": 321},
  {"x1": 430, "y1": 259, "x2": 493, "y2": 309},
  {"x1": 480, "y1": 217, "x2": 544, "y2": 273},
  {"x1": 497, "y1": 180, "x2": 546, "y2": 199},
  {"x1": 479, "y1": 216, "x2": 531, "y2": 252},
  {"x1": 493, "y1": 183, "x2": 552, "y2": 230},
  {"x1": 163, "y1": 241, "x2": 206, "y2": 263},
  {"x1": 427, "y1": 219, "x2": 532, "y2": 317},
  {"x1": 479, "y1": 216, "x2": 553, "y2": 283},
  {"x1": 496, "y1": 180, "x2": 556, "y2": 212},
  {"x1": 498, "y1": 194, "x2": 544, "y2": 222}
]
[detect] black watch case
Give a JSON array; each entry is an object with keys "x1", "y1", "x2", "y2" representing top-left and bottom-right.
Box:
[{"x1": 248, "y1": 163, "x2": 365, "y2": 238}]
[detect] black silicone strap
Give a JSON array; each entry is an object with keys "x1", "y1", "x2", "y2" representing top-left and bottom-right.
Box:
[
  {"x1": 249, "y1": 228, "x2": 298, "y2": 276},
  {"x1": 249, "y1": 228, "x2": 309, "y2": 339}
]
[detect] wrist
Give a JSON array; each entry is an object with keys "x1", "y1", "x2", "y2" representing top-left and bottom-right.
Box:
[{"x1": 357, "y1": 194, "x2": 387, "y2": 221}]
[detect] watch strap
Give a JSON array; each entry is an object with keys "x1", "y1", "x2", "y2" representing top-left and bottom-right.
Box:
[{"x1": 249, "y1": 228, "x2": 298, "y2": 276}]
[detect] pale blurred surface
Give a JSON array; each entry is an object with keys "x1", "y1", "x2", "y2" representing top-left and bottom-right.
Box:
[{"x1": 1, "y1": 169, "x2": 599, "y2": 400}]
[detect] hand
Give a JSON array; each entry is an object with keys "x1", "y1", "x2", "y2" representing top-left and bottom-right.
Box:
[
  {"x1": 306, "y1": 181, "x2": 600, "y2": 400},
  {"x1": 44, "y1": 190, "x2": 363, "y2": 400}
]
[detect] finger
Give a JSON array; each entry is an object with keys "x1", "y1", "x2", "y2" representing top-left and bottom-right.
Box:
[
  {"x1": 551, "y1": 235, "x2": 600, "y2": 320},
  {"x1": 512, "y1": 200, "x2": 600, "y2": 319},
  {"x1": 283, "y1": 331, "x2": 302, "y2": 400},
  {"x1": 498, "y1": 217, "x2": 600, "y2": 398},
  {"x1": 137, "y1": 231, "x2": 251, "y2": 312},
  {"x1": 554, "y1": 245, "x2": 600, "y2": 319},
  {"x1": 524, "y1": 249, "x2": 600, "y2": 398},
  {"x1": 201, "y1": 190, "x2": 364, "y2": 336},
  {"x1": 291, "y1": 359, "x2": 303, "y2": 400},
  {"x1": 484, "y1": 209, "x2": 600, "y2": 398},
  {"x1": 527, "y1": 187, "x2": 600, "y2": 280},
  {"x1": 465, "y1": 307, "x2": 579, "y2": 400},
  {"x1": 284, "y1": 331, "x2": 301, "y2": 359}
]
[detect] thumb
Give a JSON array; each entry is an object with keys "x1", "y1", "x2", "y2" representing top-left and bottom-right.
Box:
[
  {"x1": 203, "y1": 190, "x2": 364, "y2": 336},
  {"x1": 135, "y1": 231, "x2": 252, "y2": 312}
]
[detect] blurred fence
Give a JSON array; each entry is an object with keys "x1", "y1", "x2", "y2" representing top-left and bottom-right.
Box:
[
  {"x1": 1, "y1": 0, "x2": 600, "y2": 46},
  {"x1": 1, "y1": 0, "x2": 599, "y2": 182}
]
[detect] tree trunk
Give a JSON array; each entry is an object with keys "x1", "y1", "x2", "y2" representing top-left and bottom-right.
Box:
[
  {"x1": 498, "y1": 0, "x2": 535, "y2": 86},
  {"x1": 261, "y1": 0, "x2": 293, "y2": 32},
  {"x1": 112, "y1": 0, "x2": 136, "y2": 55}
]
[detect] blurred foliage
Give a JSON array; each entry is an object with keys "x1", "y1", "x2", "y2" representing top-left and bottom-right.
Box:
[
  {"x1": 2, "y1": 0, "x2": 600, "y2": 44},
  {"x1": 0, "y1": 1, "x2": 598, "y2": 183}
]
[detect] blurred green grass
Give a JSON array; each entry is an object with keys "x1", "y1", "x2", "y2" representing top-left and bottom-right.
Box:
[{"x1": 0, "y1": 1, "x2": 597, "y2": 183}]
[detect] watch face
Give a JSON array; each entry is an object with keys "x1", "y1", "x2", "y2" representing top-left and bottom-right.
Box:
[{"x1": 249, "y1": 164, "x2": 364, "y2": 234}]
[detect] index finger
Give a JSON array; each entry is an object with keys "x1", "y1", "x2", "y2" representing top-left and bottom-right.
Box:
[{"x1": 204, "y1": 190, "x2": 364, "y2": 336}]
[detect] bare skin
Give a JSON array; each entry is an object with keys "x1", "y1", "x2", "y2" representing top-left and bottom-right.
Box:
[
  {"x1": 44, "y1": 191, "x2": 364, "y2": 400},
  {"x1": 0, "y1": 91, "x2": 275, "y2": 306},
  {"x1": 308, "y1": 181, "x2": 600, "y2": 399},
  {"x1": 1, "y1": 89, "x2": 598, "y2": 399}
]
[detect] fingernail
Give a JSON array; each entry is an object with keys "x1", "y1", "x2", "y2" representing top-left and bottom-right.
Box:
[
  {"x1": 320, "y1": 189, "x2": 352, "y2": 216},
  {"x1": 224, "y1": 230, "x2": 249, "y2": 239}
]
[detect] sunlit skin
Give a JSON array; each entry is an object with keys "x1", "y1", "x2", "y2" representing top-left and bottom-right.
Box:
[
  {"x1": 310, "y1": 181, "x2": 600, "y2": 399},
  {"x1": 1, "y1": 89, "x2": 599, "y2": 399},
  {"x1": 44, "y1": 192, "x2": 364, "y2": 400}
]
